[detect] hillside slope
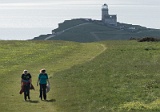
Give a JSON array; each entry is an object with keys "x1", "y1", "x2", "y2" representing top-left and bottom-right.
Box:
[
  {"x1": 33, "y1": 19, "x2": 160, "y2": 42},
  {"x1": 1, "y1": 40, "x2": 160, "y2": 112},
  {"x1": 0, "y1": 40, "x2": 104, "y2": 112},
  {"x1": 52, "y1": 40, "x2": 160, "y2": 112}
]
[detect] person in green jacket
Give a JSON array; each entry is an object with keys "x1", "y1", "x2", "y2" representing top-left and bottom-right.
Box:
[{"x1": 37, "y1": 69, "x2": 50, "y2": 100}]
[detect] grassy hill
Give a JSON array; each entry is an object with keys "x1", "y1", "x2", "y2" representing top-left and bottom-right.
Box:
[
  {"x1": 1, "y1": 40, "x2": 160, "y2": 112},
  {"x1": 0, "y1": 40, "x2": 103, "y2": 112},
  {"x1": 52, "y1": 40, "x2": 160, "y2": 112},
  {"x1": 33, "y1": 19, "x2": 160, "y2": 42}
]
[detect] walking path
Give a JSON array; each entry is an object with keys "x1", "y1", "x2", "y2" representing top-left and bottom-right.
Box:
[
  {"x1": 45, "y1": 23, "x2": 91, "y2": 40},
  {"x1": 88, "y1": 44, "x2": 107, "y2": 61},
  {"x1": 1, "y1": 41, "x2": 107, "y2": 112}
]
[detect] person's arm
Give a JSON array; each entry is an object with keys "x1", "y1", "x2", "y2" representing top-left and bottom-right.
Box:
[
  {"x1": 21, "y1": 78, "x2": 23, "y2": 87},
  {"x1": 21, "y1": 74, "x2": 23, "y2": 87},
  {"x1": 28, "y1": 74, "x2": 32, "y2": 87},
  {"x1": 47, "y1": 79, "x2": 50, "y2": 85},
  {"x1": 29, "y1": 78, "x2": 32, "y2": 87},
  {"x1": 46, "y1": 74, "x2": 50, "y2": 85},
  {"x1": 37, "y1": 74, "x2": 40, "y2": 86},
  {"x1": 29, "y1": 74, "x2": 32, "y2": 84},
  {"x1": 30, "y1": 78, "x2": 32, "y2": 84}
]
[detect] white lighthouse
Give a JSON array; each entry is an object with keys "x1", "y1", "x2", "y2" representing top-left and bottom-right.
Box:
[
  {"x1": 101, "y1": 4, "x2": 117, "y2": 26},
  {"x1": 102, "y1": 4, "x2": 109, "y2": 21}
]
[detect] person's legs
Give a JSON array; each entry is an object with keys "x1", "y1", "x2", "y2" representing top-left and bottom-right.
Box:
[
  {"x1": 24, "y1": 84, "x2": 30, "y2": 101},
  {"x1": 39, "y1": 84, "x2": 43, "y2": 100},
  {"x1": 26, "y1": 84, "x2": 30, "y2": 100},
  {"x1": 42, "y1": 84, "x2": 47, "y2": 100},
  {"x1": 23, "y1": 85, "x2": 27, "y2": 101}
]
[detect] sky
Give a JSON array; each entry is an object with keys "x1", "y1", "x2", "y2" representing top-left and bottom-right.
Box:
[
  {"x1": 0, "y1": 0, "x2": 160, "y2": 4},
  {"x1": 0, "y1": 0, "x2": 108, "y2": 28},
  {"x1": 0, "y1": 0, "x2": 160, "y2": 40}
]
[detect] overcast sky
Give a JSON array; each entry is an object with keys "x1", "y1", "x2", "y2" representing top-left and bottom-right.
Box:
[
  {"x1": 0, "y1": 0, "x2": 159, "y2": 4},
  {"x1": 0, "y1": 0, "x2": 159, "y2": 10},
  {"x1": 0, "y1": 0, "x2": 159, "y2": 40}
]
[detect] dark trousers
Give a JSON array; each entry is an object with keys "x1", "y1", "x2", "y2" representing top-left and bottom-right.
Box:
[
  {"x1": 24, "y1": 84, "x2": 30, "y2": 100},
  {"x1": 40, "y1": 84, "x2": 47, "y2": 100}
]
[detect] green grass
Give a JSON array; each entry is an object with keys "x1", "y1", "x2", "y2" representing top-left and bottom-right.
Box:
[
  {"x1": 51, "y1": 40, "x2": 160, "y2": 112},
  {"x1": 0, "y1": 40, "x2": 103, "y2": 112},
  {"x1": 1, "y1": 40, "x2": 160, "y2": 112}
]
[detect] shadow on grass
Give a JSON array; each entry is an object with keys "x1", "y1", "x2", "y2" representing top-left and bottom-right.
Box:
[
  {"x1": 44, "y1": 99, "x2": 56, "y2": 102},
  {"x1": 28, "y1": 100, "x2": 39, "y2": 103}
]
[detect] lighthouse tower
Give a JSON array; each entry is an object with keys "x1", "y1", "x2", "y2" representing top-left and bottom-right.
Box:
[
  {"x1": 102, "y1": 4, "x2": 109, "y2": 22},
  {"x1": 101, "y1": 4, "x2": 117, "y2": 26}
]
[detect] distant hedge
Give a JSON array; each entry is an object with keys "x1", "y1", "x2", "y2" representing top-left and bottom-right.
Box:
[
  {"x1": 138, "y1": 37, "x2": 160, "y2": 42},
  {"x1": 130, "y1": 37, "x2": 160, "y2": 42}
]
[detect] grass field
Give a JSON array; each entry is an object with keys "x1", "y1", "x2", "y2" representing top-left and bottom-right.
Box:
[
  {"x1": 1, "y1": 40, "x2": 160, "y2": 112},
  {"x1": 0, "y1": 40, "x2": 103, "y2": 112}
]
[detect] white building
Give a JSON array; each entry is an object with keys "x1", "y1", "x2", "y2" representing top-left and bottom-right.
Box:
[{"x1": 102, "y1": 4, "x2": 117, "y2": 26}]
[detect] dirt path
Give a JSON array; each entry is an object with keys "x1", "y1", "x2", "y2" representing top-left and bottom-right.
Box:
[
  {"x1": 88, "y1": 44, "x2": 107, "y2": 61},
  {"x1": 1, "y1": 42, "x2": 107, "y2": 112},
  {"x1": 45, "y1": 23, "x2": 91, "y2": 40}
]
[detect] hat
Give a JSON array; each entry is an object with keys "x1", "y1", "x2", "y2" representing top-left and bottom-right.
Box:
[
  {"x1": 40, "y1": 69, "x2": 46, "y2": 73},
  {"x1": 23, "y1": 70, "x2": 28, "y2": 73}
]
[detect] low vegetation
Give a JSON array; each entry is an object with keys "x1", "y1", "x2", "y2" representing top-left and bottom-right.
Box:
[
  {"x1": 1, "y1": 40, "x2": 160, "y2": 112},
  {"x1": 52, "y1": 40, "x2": 160, "y2": 112},
  {"x1": 33, "y1": 19, "x2": 160, "y2": 42},
  {"x1": 130, "y1": 37, "x2": 160, "y2": 42},
  {"x1": 0, "y1": 40, "x2": 103, "y2": 112}
]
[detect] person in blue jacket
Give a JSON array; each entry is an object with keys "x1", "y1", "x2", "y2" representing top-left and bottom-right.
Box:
[{"x1": 37, "y1": 69, "x2": 50, "y2": 100}]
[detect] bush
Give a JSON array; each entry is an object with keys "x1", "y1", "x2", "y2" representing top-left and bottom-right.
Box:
[{"x1": 138, "y1": 37, "x2": 159, "y2": 42}]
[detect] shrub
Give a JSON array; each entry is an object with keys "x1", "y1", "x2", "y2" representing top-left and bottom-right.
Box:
[{"x1": 138, "y1": 37, "x2": 159, "y2": 42}]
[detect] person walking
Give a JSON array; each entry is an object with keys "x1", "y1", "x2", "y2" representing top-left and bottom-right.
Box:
[
  {"x1": 37, "y1": 69, "x2": 50, "y2": 100},
  {"x1": 21, "y1": 70, "x2": 32, "y2": 101}
]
